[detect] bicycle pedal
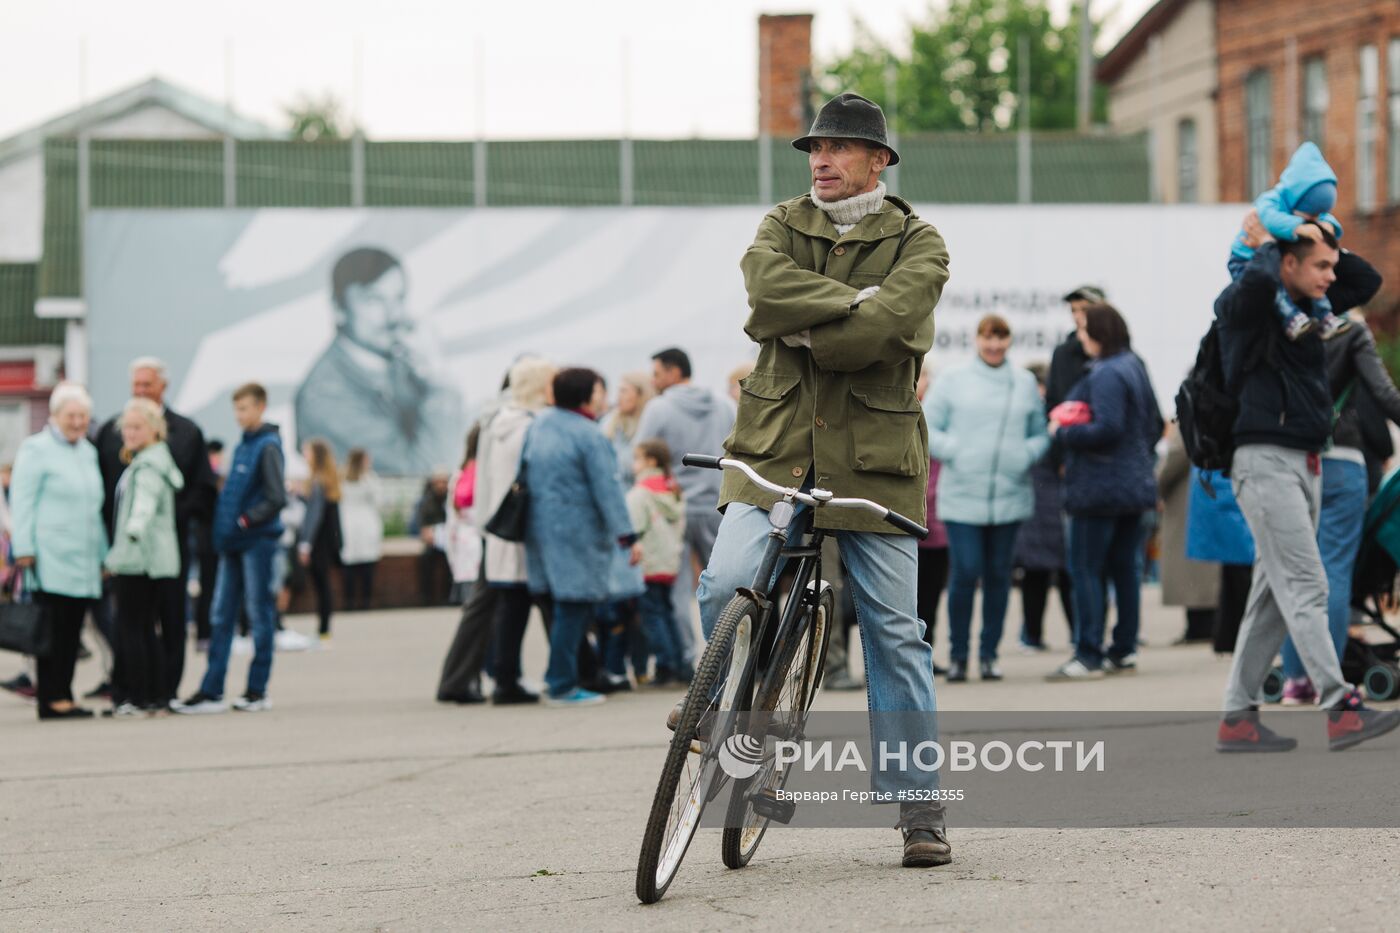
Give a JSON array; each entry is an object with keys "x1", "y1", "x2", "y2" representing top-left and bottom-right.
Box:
[{"x1": 750, "y1": 788, "x2": 797, "y2": 824}]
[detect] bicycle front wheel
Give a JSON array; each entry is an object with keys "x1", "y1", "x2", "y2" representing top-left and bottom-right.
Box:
[
  {"x1": 721, "y1": 583, "x2": 833, "y2": 869},
  {"x1": 635, "y1": 595, "x2": 758, "y2": 904}
]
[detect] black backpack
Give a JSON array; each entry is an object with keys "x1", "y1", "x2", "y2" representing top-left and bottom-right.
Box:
[
  {"x1": 1175, "y1": 320, "x2": 1274, "y2": 475},
  {"x1": 1175, "y1": 322, "x2": 1239, "y2": 474}
]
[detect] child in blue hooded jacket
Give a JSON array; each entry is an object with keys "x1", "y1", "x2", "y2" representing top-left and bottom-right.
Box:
[{"x1": 1228, "y1": 142, "x2": 1348, "y2": 342}]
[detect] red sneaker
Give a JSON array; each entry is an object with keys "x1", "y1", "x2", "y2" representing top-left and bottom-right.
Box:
[
  {"x1": 1327, "y1": 689, "x2": 1400, "y2": 751},
  {"x1": 1217, "y1": 711, "x2": 1297, "y2": 752}
]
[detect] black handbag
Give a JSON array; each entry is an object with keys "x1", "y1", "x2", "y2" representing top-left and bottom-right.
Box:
[
  {"x1": 484, "y1": 423, "x2": 534, "y2": 543},
  {"x1": 0, "y1": 572, "x2": 53, "y2": 657}
]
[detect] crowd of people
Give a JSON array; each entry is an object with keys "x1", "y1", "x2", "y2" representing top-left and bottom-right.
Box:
[
  {"x1": 433, "y1": 349, "x2": 738, "y2": 706},
  {"x1": 8, "y1": 283, "x2": 1400, "y2": 720},
  {"x1": 0, "y1": 360, "x2": 389, "y2": 719}
]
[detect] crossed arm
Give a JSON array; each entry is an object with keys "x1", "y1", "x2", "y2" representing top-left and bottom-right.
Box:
[{"x1": 740, "y1": 210, "x2": 950, "y2": 372}]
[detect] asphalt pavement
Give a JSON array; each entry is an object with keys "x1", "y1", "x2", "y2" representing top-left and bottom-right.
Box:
[{"x1": 2, "y1": 588, "x2": 1397, "y2": 932}]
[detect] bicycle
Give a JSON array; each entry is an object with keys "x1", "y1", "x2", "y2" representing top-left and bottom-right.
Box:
[{"x1": 635, "y1": 455, "x2": 929, "y2": 904}]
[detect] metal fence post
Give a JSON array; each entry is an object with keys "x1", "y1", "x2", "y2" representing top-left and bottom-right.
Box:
[
  {"x1": 351, "y1": 133, "x2": 366, "y2": 207},
  {"x1": 620, "y1": 138, "x2": 634, "y2": 206},
  {"x1": 1018, "y1": 35, "x2": 1032, "y2": 205},
  {"x1": 223, "y1": 136, "x2": 237, "y2": 207}
]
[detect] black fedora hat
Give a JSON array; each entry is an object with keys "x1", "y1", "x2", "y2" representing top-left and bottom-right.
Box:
[{"x1": 792, "y1": 92, "x2": 900, "y2": 166}]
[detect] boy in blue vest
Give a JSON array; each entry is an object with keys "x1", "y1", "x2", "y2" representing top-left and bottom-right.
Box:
[{"x1": 174, "y1": 383, "x2": 287, "y2": 714}]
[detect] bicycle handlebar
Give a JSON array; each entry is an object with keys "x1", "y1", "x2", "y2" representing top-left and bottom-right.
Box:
[{"x1": 680, "y1": 454, "x2": 929, "y2": 540}]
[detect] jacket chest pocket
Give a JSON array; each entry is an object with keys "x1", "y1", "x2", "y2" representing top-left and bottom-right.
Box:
[
  {"x1": 849, "y1": 385, "x2": 922, "y2": 476},
  {"x1": 726, "y1": 372, "x2": 802, "y2": 458}
]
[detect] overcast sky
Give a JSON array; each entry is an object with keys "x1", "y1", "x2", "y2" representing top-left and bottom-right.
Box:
[{"x1": 1, "y1": 0, "x2": 1156, "y2": 141}]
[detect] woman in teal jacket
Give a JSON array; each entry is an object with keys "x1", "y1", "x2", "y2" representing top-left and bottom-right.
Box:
[
  {"x1": 105, "y1": 398, "x2": 185, "y2": 715},
  {"x1": 9, "y1": 383, "x2": 107, "y2": 720},
  {"x1": 924, "y1": 315, "x2": 1049, "y2": 682}
]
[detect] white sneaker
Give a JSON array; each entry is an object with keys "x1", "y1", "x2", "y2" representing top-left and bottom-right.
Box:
[
  {"x1": 232, "y1": 635, "x2": 254, "y2": 657},
  {"x1": 275, "y1": 629, "x2": 313, "y2": 652},
  {"x1": 110, "y1": 701, "x2": 144, "y2": 718},
  {"x1": 1045, "y1": 658, "x2": 1106, "y2": 681},
  {"x1": 231, "y1": 693, "x2": 272, "y2": 712}
]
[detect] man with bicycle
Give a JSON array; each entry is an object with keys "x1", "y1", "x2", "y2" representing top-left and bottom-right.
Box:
[{"x1": 701, "y1": 93, "x2": 951, "y2": 867}]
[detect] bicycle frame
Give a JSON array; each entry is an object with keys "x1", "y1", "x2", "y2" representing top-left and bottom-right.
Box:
[{"x1": 727, "y1": 495, "x2": 830, "y2": 733}]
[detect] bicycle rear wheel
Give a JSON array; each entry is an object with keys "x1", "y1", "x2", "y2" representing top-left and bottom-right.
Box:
[
  {"x1": 721, "y1": 583, "x2": 833, "y2": 869},
  {"x1": 636, "y1": 595, "x2": 757, "y2": 904}
]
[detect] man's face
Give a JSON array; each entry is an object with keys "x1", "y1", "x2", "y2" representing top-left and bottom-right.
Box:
[
  {"x1": 344, "y1": 267, "x2": 410, "y2": 356},
  {"x1": 652, "y1": 360, "x2": 683, "y2": 394},
  {"x1": 809, "y1": 138, "x2": 888, "y2": 202},
  {"x1": 1280, "y1": 243, "x2": 1339, "y2": 302},
  {"x1": 1068, "y1": 299, "x2": 1091, "y2": 329},
  {"x1": 130, "y1": 367, "x2": 166, "y2": 405},
  {"x1": 233, "y1": 396, "x2": 265, "y2": 431}
]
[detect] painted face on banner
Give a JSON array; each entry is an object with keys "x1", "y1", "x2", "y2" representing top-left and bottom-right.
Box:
[{"x1": 345, "y1": 267, "x2": 411, "y2": 356}]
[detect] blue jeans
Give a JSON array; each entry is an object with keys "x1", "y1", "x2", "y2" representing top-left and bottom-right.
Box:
[
  {"x1": 1281, "y1": 457, "x2": 1365, "y2": 679},
  {"x1": 639, "y1": 582, "x2": 685, "y2": 675},
  {"x1": 943, "y1": 521, "x2": 1022, "y2": 663},
  {"x1": 200, "y1": 537, "x2": 279, "y2": 698},
  {"x1": 593, "y1": 600, "x2": 629, "y2": 678},
  {"x1": 697, "y1": 503, "x2": 938, "y2": 794},
  {"x1": 545, "y1": 599, "x2": 598, "y2": 696},
  {"x1": 1067, "y1": 513, "x2": 1143, "y2": 669}
]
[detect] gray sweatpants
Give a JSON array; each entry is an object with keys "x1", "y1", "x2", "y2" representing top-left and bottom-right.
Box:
[{"x1": 1223, "y1": 444, "x2": 1349, "y2": 711}]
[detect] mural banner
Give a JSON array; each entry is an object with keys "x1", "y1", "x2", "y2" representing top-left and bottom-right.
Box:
[{"x1": 87, "y1": 204, "x2": 1245, "y2": 474}]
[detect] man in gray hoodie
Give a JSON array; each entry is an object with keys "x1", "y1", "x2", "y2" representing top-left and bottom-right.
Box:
[{"x1": 633, "y1": 348, "x2": 736, "y2": 657}]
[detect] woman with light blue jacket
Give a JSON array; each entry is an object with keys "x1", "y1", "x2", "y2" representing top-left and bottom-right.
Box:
[
  {"x1": 9, "y1": 383, "x2": 108, "y2": 720},
  {"x1": 925, "y1": 315, "x2": 1049, "y2": 682}
]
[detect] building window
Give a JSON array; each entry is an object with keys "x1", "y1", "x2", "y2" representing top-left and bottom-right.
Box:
[
  {"x1": 1177, "y1": 118, "x2": 1199, "y2": 203},
  {"x1": 1302, "y1": 57, "x2": 1327, "y2": 150},
  {"x1": 1245, "y1": 70, "x2": 1273, "y2": 195},
  {"x1": 1358, "y1": 45, "x2": 1379, "y2": 211},
  {"x1": 1388, "y1": 39, "x2": 1400, "y2": 204}
]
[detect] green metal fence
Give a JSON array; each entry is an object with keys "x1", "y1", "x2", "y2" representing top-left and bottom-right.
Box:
[
  {"x1": 38, "y1": 133, "x2": 1150, "y2": 298},
  {"x1": 0, "y1": 263, "x2": 63, "y2": 346}
]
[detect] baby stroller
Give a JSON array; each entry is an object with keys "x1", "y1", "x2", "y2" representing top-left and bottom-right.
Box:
[{"x1": 1347, "y1": 468, "x2": 1400, "y2": 701}]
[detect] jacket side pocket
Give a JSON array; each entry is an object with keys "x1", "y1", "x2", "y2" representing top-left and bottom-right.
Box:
[
  {"x1": 849, "y1": 385, "x2": 922, "y2": 476},
  {"x1": 725, "y1": 371, "x2": 802, "y2": 458}
]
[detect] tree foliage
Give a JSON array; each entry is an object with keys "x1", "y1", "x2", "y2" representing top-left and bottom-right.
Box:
[
  {"x1": 284, "y1": 93, "x2": 348, "y2": 143},
  {"x1": 819, "y1": 0, "x2": 1107, "y2": 132}
]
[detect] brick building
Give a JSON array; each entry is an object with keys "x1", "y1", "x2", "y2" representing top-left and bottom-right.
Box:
[
  {"x1": 1098, "y1": 0, "x2": 1218, "y2": 204},
  {"x1": 1218, "y1": 1, "x2": 1400, "y2": 301}
]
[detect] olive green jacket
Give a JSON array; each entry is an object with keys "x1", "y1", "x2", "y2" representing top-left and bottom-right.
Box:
[
  {"x1": 721, "y1": 193, "x2": 949, "y2": 533},
  {"x1": 104, "y1": 442, "x2": 185, "y2": 579}
]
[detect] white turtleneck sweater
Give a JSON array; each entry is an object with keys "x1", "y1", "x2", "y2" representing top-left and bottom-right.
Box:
[
  {"x1": 810, "y1": 181, "x2": 887, "y2": 234},
  {"x1": 780, "y1": 182, "x2": 888, "y2": 348}
]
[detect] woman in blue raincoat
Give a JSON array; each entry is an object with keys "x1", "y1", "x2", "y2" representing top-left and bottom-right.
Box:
[{"x1": 524, "y1": 368, "x2": 638, "y2": 706}]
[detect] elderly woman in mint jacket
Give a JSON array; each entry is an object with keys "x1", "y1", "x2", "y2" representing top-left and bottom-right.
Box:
[
  {"x1": 1048, "y1": 303, "x2": 1162, "y2": 681},
  {"x1": 524, "y1": 367, "x2": 638, "y2": 707},
  {"x1": 9, "y1": 383, "x2": 107, "y2": 720},
  {"x1": 925, "y1": 314, "x2": 1049, "y2": 683}
]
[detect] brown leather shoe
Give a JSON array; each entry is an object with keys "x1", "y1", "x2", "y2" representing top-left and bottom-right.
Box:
[{"x1": 898, "y1": 803, "x2": 952, "y2": 867}]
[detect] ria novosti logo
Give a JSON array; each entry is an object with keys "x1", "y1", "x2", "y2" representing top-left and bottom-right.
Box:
[{"x1": 717, "y1": 733, "x2": 765, "y2": 779}]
